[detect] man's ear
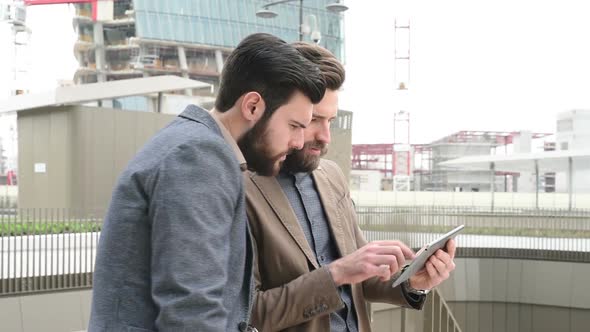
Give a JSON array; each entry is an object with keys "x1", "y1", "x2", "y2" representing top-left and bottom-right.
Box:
[{"x1": 240, "y1": 92, "x2": 265, "y2": 123}]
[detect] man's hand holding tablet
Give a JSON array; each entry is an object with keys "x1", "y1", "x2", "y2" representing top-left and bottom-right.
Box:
[{"x1": 392, "y1": 225, "x2": 463, "y2": 291}]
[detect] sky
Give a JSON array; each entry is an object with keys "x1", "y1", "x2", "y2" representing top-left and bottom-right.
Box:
[
  {"x1": 340, "y1": 0, "x2": 590, "y2": 144},
  {"x1": 1, "y1": 0, "x2": 590, "y2": 154}
]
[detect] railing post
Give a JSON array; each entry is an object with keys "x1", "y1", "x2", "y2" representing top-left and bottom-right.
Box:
[
  {"x1": 423, "y1": 291, "x2": 433, "y2": 332},
  {"x1": 490, "y1": 162, "x2": 495, "y2": 212},
  {"x1": 401, "y1": 307, "x2": 406, "y2": 332}
]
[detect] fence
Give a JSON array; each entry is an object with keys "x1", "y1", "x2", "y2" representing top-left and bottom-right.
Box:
[
  {"x1": 358, "y1": 206, "x2": 590, "y2": 262},
  {"x1": 1, "y1": 206, "x2": 589, "y2": 332},
  {"x1": 0, "y1": 209, "x2": 103, "y2": 295},
  {"x1": 351, "y1": 190, "x2": 590, "y2": 210},
  {"x1": 422, "y1": 288, "x2": 462, "y2": 332},
  {"x1": 2, "y1": 206, "x2": 590, "y2": 296}
]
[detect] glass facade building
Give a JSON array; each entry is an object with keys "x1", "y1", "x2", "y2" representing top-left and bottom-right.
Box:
[
  {"x1": 72, "y1": 0, "x2": 344, "y2": 110},
  {"x1": 133, "y1": 0, "x2": 344, "y2": 59},
  {"x1": 73, "y1": 1, "x2": 344, "y2": 81}
]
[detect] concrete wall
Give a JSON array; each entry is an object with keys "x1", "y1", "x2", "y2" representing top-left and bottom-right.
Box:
[
  {"x1": 17, "y1": 106, "x2": 352, "y2": 211},
  {"x1": 447, "y1": 302, "x2": 590, "y2": 332},
  {"x1": 0, "y1": 289, "x2": 91, "y2": 332},
  {"x1": 18, "y1": 106, "x2": 175, "y2": 211},
  {"x1": 438, "y1": 258, "x2": 590, "y2": 332},
  {"x1": 325, "y1": 110, "x2": 353, "y2": 180},
  {"x1": 371, "y1": 257, "x2": 590, "y2": 332},
  {"x1": 439, "y1": 258, "x2": 590, "y2": 309},
  {"x1": 2, "y1": 257, "x2": 589, "y2": 331}
]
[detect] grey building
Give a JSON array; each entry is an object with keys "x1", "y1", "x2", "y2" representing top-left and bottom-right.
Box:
[{"x1": 2, "y1": 76, "x2": 203, "y2": 211}]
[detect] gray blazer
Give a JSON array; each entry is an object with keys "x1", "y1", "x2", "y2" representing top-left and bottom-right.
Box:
[{"x1": 89, "y1": 105, "x2": 253, "y2": 331}]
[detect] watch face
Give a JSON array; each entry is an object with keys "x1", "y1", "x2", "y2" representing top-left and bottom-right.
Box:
[{"x1": 418, "y1": 289, "x2": 430, "y2": 295}]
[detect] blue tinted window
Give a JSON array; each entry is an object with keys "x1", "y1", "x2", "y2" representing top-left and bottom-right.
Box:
[{"x1": 132, "y1": 0, "x2": 343, "y2": 59}]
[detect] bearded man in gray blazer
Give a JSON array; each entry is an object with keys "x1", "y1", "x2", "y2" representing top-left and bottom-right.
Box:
[{"x1": 89, "y1": 33, "x2": 326, "y2": 332}]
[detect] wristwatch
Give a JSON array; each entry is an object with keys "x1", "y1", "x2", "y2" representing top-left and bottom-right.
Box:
[{"x1": 403, "y1": 279, "x2": 431, "y2": 296}]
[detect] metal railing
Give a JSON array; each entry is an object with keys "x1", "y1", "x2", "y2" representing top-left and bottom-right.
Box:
[
  {"x1": 2, "y1": 205, "x2": 588, "y2": 332},
  {"x1": 374, "y1": 287, "x2": 462, "y2": 332},
  {"x1": 420, "y1": 288, "x2": 462, "y2": 332},
  {"x1": 361, "y1": 206, "x2": 589, "y2": 332},
  {"x1": 358, "y1": 205, "x2": 590, "y2": 262},
  {"x1": 0, "y1": 209, "x2": 103, "y2": 296}
]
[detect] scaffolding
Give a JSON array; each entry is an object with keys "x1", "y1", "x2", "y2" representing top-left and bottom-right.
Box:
[
  {"x1": 1, "y1": 0, "x2": 30, "y2": 95},
  {"x1": 391, "y1": 18, "x2": 411, "y2": 191},
  {"x1": 393, "y1": 110, "x2": 411, "y2": 191},
  {"x1": 352, "y1": 144, "x2": 395, "y2": 179},
  {"x1": 351, "y1": 131, "x2": 553, "y2": 192},
  {"x1": 70, "y1": 0, "x2": 227, "y2": 94},
  {"x1": 421, "y1": 131, "x2": 552, "y2": 192}
]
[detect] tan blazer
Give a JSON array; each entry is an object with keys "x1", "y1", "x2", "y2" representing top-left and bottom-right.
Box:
[{"x1": 245, "y1": 159, "x2": 414, "y2": 332}]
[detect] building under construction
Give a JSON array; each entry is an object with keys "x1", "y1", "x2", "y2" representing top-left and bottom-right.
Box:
[
  {"x1": 70, "y1": 0, "x2": 345, "y2": 110},
  {"x1": 352, "y1": 130, "x2": 553, "y2": 192},
  {"x1": 3, "y1": 0, "x2": 352, "y2": 180},
  {"x1": 417, "y1": 131, "x2": 552, "y2": 192}
]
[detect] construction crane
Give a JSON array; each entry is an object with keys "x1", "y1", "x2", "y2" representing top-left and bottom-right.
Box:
[{"x1": 1, "y1": 0, "x2": 30, "y2": 95}]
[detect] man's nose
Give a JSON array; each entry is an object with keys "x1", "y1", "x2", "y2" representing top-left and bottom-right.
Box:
[
  {"x1": 316, "y1": 122, "x2": 331, "y2": 145},
  {"x1": 290, "y1": 130, "x2": 305, "y2": 150}
]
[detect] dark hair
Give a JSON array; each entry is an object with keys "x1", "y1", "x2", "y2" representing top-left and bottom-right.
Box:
[
  {"x1": 215, "y1": 33, "x2": 326, "y2": 117},
  {"x1": 292, "y1": 42, "x2": 345, "y2": 90}
]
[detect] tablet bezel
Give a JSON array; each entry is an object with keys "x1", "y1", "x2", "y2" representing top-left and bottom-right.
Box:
[{"x1": 391, "y1": 224, "x2": 464, "y2": 289}]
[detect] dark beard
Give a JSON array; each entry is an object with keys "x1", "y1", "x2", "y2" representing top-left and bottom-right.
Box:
[
  {"x1": 281, "y1": 141, "x2": 328, "y2": 173},
  {"x1": 238, "y1": 117, "x2": 285, "y2": 176}
]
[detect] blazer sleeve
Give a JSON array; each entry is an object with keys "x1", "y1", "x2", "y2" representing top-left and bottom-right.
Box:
[
  {"x1": 350, "y1": 201, "x2": 425, "y2": 308},
  {"x1": 249, "y1": 238, "x2": 345, "y2": 331},
  {"x1": 148, "y1": 139, "x2": 242, "y2": 330},
  {"x1": 324, "y1": 160, "x2": 421, "y2": 308}
]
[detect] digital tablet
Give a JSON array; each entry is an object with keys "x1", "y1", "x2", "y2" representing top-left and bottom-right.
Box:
[{"x1": 391, "y1": 225, "x2": 464, "y2": 289}]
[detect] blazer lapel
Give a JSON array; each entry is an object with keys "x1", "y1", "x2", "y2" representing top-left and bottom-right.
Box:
[
  {"x1": 249, "y1": 173, "x2": 320, "y2": 269},
  {"x1": 312, "y1": 166, "x2": 350, "y2": 256}
]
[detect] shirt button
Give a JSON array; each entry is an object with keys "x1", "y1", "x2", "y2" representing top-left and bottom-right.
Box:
[{"x1": 319, "y1": 255, "x2": 325, "y2": 261}]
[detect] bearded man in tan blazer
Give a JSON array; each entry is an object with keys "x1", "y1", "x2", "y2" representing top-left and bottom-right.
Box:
[{"x1": 244, "y1": 43, "x2": 457, "y2": 332}]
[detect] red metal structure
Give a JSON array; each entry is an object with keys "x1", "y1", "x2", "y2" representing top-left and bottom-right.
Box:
[
  {"x1": 352, "y1": 131, "x2": 553, "y2": 178},
  {"x1": 351, "y1": 144, "x2": 396, "y2": 177},
  {"x1": 428, "y1": 130, "x2": 552, "y2": 146}
]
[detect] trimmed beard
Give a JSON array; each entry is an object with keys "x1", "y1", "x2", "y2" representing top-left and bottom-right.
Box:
[
  {"x1": 281, "y1": 140, "x2": 328, "y2": 173},
  {"x1": 238, "y1": 117, "x2": 290, "y2": 176}
]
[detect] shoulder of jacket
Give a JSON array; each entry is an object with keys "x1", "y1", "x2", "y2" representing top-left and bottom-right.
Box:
[
  {"x1": 319, "y1": 159, "x2": 344, "y2": 180},
  {"x1": 317, "y1": 159, "x2": 348, "y2": 194}
]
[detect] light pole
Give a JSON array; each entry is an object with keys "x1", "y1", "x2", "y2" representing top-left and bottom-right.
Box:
[{"x1": 256, "y1": 0, "x2": 348, "y2": 43}]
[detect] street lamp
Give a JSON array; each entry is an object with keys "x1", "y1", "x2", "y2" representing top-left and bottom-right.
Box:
[{"x1": 256, "y1": 0, "x2": 348, "y2": 43}]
